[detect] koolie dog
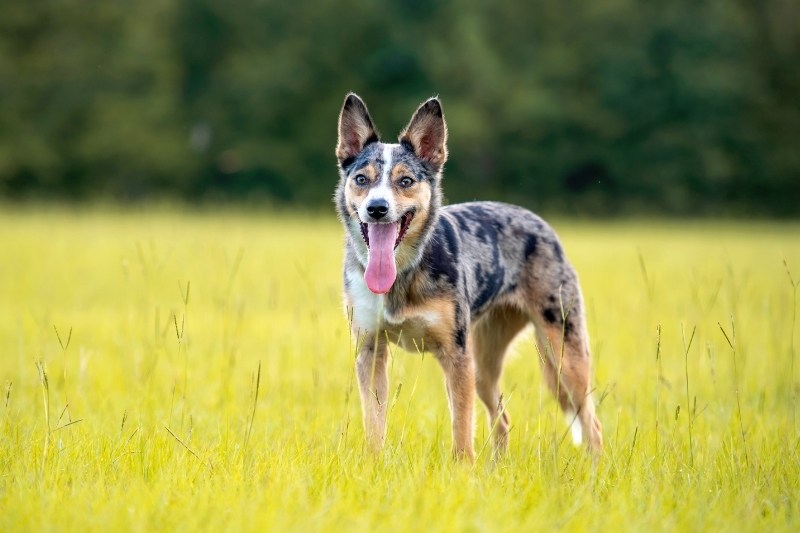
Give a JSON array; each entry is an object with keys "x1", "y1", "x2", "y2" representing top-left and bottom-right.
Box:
[{"x1": 334, "y1": 94, "x2": 603, "y2": 460}]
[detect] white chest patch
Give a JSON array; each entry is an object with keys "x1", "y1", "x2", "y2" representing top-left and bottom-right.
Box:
[
  {"x1": 345, "y1": 268, "x2": 443, "y2": 338},
  {"x1": 346, "y1": 268, "x2": 384, "y2": 333}
]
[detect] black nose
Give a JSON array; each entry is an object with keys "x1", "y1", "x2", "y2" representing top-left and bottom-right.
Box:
[{"x1": 366, "y1": 199, "x2": 389, "y2": 220}]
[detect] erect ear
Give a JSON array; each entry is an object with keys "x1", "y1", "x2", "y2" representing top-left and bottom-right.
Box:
[
  {"x1": 399, "y1": 97, "x2": 448, "y2": 170},
  {"x1": 336, "y1": 93, "x2": 379, "y2": 167}
]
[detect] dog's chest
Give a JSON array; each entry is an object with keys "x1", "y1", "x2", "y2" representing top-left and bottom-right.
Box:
[{"x1": 345, "y1": 270, "x2": 441, "y2": 349}]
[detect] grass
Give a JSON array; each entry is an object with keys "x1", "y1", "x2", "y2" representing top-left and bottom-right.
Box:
[{"x1": 1, "y1": 206, "x2": 799, "y2": 531}]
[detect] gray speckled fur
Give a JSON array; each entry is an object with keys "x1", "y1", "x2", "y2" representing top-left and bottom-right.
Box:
[{"x1": 334, "y1": 94, "x2": 602, "y2": 459}]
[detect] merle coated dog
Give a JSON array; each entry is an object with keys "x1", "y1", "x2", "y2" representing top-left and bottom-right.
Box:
[{"x1": 335, "y1": 94, "x2": 602, "y2": 460}]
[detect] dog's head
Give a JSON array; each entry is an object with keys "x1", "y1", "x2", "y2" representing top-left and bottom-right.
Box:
[{"x1": 335, "y1": 94, "x2": 447, "y2": 295}]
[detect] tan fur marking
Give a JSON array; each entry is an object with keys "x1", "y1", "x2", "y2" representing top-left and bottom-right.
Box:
[
  {"x1": 394, "y1": 166, "x2": 432, "y2": 207},
  {"x1": 417, "y1": 298, "x2": 456, "y2": 349},
  {"x1": 392, "y1": 181, "x2": 432, "y2": 271},
  {"x1": 390, "y1": 164, "x2": 412, "y2": 181},
  {"x1": 358, "y1": 164, "x2": 379, "y2": 181},
  {"x1": 343, "y1": 164, "x2": 379, "y2": 216},
  {"x1": 384, "y1": 295, "x2": 455, "y2": 350}
]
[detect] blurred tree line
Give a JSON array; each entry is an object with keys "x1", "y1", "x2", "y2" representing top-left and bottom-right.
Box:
[{"x1": 0, "y1": 0, "x2": 797, "y2": 215}]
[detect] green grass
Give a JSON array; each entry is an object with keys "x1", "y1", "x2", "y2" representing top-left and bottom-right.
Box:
[{"x1": 1, "y1": 207, "x2": 799, "y2": 531}]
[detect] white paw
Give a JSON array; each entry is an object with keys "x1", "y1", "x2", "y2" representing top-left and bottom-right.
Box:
[{"x1": 566, "y1": 410, "x2": 583, "y2": 445}]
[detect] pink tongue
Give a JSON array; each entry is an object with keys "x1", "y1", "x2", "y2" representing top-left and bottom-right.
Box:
[{"x1": 364, "y1": 222, "x2": 399, "y2": 294}]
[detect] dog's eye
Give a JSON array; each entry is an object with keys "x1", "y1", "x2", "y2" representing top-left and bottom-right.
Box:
[
  {"x1": 399, "y1": 176, "x2": 414, "y2": 188},
  {"x1": 353, "y1": 175, "x2": 368, "y2": 186}
]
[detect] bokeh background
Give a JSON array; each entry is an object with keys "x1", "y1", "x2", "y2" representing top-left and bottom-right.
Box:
[{"x1": 1, "y1": 0, "x2": 798, "y2": 216}]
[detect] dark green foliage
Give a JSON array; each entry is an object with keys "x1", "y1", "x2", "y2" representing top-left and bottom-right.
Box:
[{"x1": 0, "y1": 0, "x2": 797, "y2": 215}]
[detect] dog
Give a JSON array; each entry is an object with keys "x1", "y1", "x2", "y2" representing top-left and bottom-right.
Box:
[{"x1": 334, "y1": 93, "x2": 603, "y2": 460}]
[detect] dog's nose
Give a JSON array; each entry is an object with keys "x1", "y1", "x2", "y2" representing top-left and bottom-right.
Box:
[{"x1": 366, "y1": 199, "x2": 389, "y2": 220}]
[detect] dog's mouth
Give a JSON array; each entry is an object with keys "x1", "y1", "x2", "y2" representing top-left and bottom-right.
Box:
[
  {"x1": 359, "y1": 210, "x2": 414, "y2": 249},
  {"x1": 358, "y1": 210, "x2": 414, "y2": 295}
]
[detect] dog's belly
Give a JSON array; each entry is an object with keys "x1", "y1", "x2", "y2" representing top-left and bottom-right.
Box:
[{"x1": 382, "y1": 313, "x2": 441, "y2": 353}]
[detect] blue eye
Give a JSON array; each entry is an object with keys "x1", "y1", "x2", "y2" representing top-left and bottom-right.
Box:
[
  {"x1": 354, "y1": 175, "x2": 368, "y2": 186},
  {"x1": 399, "y1": 176, "x2": 414, "y2": 188}
]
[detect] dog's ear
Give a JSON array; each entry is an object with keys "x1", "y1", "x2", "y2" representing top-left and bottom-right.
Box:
[
  {"x1": 399, "y1": 97, "x2": 448, "y2": 170},
  {"x1": 336, "y1": 93, "x2": 379, "y2": 167}
]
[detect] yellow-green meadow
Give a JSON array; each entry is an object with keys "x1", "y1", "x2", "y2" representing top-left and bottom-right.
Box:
[{"x1": 1, "y1": 207, "x2": 798, "y2": 531}]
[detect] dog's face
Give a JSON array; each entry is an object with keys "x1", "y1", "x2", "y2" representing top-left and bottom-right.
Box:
[{"x1": 335, "y1": 94, "x2": 448, "y2": 294}]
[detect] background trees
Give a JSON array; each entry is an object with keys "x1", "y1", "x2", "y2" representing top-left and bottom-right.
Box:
[{"x1": 1, "y1": 0, "x2": 797, "y2": 215}]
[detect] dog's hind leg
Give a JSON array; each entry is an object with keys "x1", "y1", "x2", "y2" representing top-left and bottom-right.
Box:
[
  {"x1": 472, "y1": 305, "x2": 529, "y2": 456},
  {"x1": 356, "y1": 334, "x2": 389, "y2": 453},
  {"x1": 529, "y1": 293, "x2": 603, "y2": 455}
]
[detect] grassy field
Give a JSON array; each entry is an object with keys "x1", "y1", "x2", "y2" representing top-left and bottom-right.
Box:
[{"x1": 1, "y1": 207, "x2": 798, "y2": 531}]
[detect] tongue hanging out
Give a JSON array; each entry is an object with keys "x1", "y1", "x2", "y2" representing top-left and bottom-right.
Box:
[{"x1": 364, "y1": 222, "x2": 399, "y2": 294}]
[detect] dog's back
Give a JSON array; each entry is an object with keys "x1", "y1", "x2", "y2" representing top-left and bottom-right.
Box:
[{"x1": 434, "y1": 201, "x2": 573, "y2": 320}]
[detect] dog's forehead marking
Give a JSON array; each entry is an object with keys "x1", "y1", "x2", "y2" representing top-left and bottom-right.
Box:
[
  {"x1": 346, "y1": 141, "x2": 430, "y2": 183},
  {"x1": 358, "y1": 143, "x2": 400, "y2": 222},
  {"x1": 379, "y1": 143, "x2": 399, "y2": 184},
  {"x1": 350, "y1": 142, "x2": 410, "y2": 179}
]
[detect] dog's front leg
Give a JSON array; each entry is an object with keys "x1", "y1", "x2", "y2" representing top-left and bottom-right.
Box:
[
  {"x1": 356, "y1": 334, "x2": 389, "y2": 453},
  {"x1": 437, "y1": 346, "x2": 476, "y2": 461}
]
